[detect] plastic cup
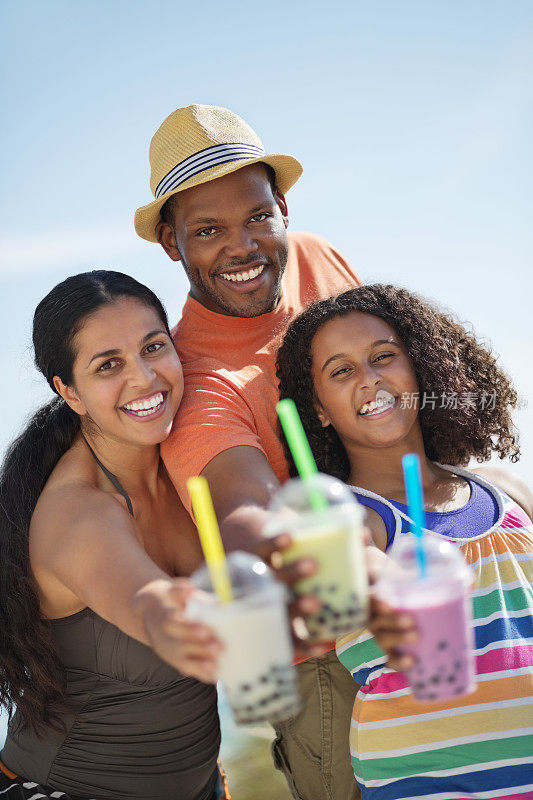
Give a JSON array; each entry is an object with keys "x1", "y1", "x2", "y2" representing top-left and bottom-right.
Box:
[
  {"x1": 265, "y1": 473, "x2": 369, "y2": 642},
  {"x1": 187, "y1": 551, "x2": 300, "y2": 725},
  {"x1": 374, "y1": 533, "x2": 477, "y2": 702}
]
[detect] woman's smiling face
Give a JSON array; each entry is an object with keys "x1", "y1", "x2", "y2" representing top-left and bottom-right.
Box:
[
  {"x1": 311, "y1": 312, "x2": 421, "y2": 452},
  {"x1": 58, "y1": 297, "x2": 183, "y2": 447}
]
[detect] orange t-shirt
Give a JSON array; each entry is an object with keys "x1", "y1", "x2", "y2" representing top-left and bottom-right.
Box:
[{"x1": 161, "y1": 232, "x2": 361, "y2": 510}]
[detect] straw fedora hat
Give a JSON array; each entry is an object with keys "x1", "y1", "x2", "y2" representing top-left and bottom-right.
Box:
[{"x1": 134, "y1": 104, "x2": 303, "y2": 243}]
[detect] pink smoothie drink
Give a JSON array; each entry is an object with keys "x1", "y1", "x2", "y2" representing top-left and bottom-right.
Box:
[{"x1": 375, "y1": 533, "x2": 476, "y2": 702}]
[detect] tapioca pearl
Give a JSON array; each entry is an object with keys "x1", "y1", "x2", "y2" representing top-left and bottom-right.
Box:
[
  {"x1": 437, "y1": 640, "x2": 448, "y2": 650},
  {"x1": 454, "y1": 685, "x2": 466, "y2": 695},
  {"x1": 447, "y1": 674, "x2": 456, "y2": 683},
  {"x1": 430, "y1": 675, "x2": 441, "y2": 684},
  {"x1": 259, "y1": 674, "x2": 270, "y2": 684},
  {"x1": 454, "y1": 660, "x2": 463, "y2": 670},
  {"x1": 413, "y1": 682, "x2": 426, "y2": 691},
  {"x1": 427, "y1": 693, "x2": 438, "y2": 700},
  {"x1": 240, "y1": 683, "x2": 252, "y2": 692},
  {"x1": 327, "y1": 584, "x2": 338, "y2": 593},
  {"x1": 310, "y1": 584, "x2": 321, "y2": 595}
]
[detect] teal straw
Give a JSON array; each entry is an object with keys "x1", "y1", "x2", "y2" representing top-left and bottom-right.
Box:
[
  {"x1": 277, "y1": 399, "x2": 328, "y2": 511},
  {"x1": 401, "y1": 454, "x2": 428, "y2": 578}
]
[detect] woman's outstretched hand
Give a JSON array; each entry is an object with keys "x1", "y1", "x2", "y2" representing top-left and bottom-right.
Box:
[{"x1": 133, "y1": 578, "x2": 223, "y2": 683}]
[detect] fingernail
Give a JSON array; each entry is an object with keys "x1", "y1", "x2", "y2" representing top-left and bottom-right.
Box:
[
  {"x1": 398, "y1": 615, "x2": 414, "y2": 627},
  {"x1": 300, "y1": 597, "x2": 320, "y2": 614}
]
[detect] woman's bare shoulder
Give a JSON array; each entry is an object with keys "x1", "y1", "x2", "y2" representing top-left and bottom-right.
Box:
[{"x1": 31, "y1": 442, "x2": 133, "y2": 552}]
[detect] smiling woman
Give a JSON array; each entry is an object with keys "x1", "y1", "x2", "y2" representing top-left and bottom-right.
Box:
[{"x1": 0, "y1": 271, "x2": 227, "y2": 800}]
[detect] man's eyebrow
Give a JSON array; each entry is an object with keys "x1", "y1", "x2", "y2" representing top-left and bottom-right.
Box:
[
  {"x1": 321, "y1": 340, "x2": 400, "y2": 372},
  {"x1": 185, "y1": 202, "x2": 274, "y2": 228},
  {"x1": 185, "y1": 217, "x2": 219, "y2": 227},
  {"x1": 248, "y1": 203, "x2": 272, "y2": 215},
  {"x1": 87, "y1": 329, "x2": 167, "y2": 366}
]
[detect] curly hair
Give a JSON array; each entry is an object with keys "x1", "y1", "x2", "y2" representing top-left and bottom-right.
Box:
[{"x1": 276, "y1": 284, "x2": 519, "y2": 481}]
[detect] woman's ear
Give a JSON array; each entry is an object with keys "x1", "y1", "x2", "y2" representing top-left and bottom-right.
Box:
[{"x1": 52, "y1": 376, "x2": 87, "y2": 416}]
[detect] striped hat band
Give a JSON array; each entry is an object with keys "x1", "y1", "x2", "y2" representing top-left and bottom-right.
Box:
[{"x1": 155, "y1": 142, "x2": 266, "y2": 199}]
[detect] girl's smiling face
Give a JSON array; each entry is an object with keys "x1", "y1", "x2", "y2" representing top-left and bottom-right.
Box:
[
  {"x1": 55, "y1": 297, "x2": 183, "y2": 447},
  {"x1": 311, "y1": 312, "x2": 421, "y2": 453}
]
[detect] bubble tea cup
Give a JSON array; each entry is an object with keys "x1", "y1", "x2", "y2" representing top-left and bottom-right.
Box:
[
  {"x1": 187, "y1": 551, "x2": 300, "y2": 725},
  {"x1": 265, "y1": 473, "x2": 369, "y2": 642},
  {"x1": 374, "y1": 533, "x2": 477, "y2": 702}
]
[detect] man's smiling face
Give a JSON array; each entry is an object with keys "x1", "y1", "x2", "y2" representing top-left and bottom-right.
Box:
[{"x1": 157, "y1": 164, "x2": 290, "y2": 317}]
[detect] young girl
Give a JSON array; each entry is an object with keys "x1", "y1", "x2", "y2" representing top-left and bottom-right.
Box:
[
  {"x1": 277, "y1": 284, "x2": 533, "y2": 800},
  {"x1": 0, "y1": 271, "x2": 227, "y2": 800}
]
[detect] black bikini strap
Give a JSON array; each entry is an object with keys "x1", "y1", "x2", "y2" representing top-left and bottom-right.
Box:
[{"x1": 83, "y1": 438, "x2": 134, "y2": 517}]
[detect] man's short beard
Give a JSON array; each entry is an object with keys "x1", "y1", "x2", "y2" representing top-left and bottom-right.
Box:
[{"x1": 179, "y1": 246, "x2": 288, "y2": 318}]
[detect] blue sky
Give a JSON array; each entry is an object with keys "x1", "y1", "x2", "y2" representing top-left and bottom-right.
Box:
[{"x1": 1, "y1": 0, "x2": 532, "y2": 484}]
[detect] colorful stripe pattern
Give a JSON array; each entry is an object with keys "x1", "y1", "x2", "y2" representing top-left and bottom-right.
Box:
[{"x1": 336, "y1": 478, "x2": 533, "y2": 800}]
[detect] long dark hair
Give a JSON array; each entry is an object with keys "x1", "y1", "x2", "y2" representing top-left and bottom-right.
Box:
[
  {"x1": 0, "y1": 270, "x2": 170, "y2": 735},
  {"x1": 277, "y1": 284, "x2": 519, "y2": 481}
]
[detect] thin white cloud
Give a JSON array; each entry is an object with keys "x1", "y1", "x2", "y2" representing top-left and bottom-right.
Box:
[{"x1": 0, "y1": 222, "x2": 144, "y2": 276}]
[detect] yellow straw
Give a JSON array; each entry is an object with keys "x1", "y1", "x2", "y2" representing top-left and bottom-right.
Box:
[{"x1": 187, "y1": 476, "x2": 233, "y2": 603}]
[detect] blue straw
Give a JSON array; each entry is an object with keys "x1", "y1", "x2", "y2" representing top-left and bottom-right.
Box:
[{"x1": 401, "y1": 454, "x2": 428, "y2": 579}]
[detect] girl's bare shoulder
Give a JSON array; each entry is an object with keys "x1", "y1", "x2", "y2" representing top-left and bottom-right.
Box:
[{"x1": 471, "y1": 464, "x2": 533, "y2": 519}]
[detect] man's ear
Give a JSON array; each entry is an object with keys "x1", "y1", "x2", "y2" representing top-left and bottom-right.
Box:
[
  {"x1": 52, "y1": 376, "x2": 87, "y2": 416},
  {"x1": 156, "y1": 221, "x2": 183, "y2": 262},
  {"x1": 274, "y1": 189, "x2": 289, "y2": 229}
]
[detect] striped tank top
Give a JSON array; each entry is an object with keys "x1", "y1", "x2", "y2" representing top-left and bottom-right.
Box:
[{"x1": 336, "y1": 465, "x2": 533, "y2": 800}]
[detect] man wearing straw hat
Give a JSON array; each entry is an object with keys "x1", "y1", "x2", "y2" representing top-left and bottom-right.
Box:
[{"x1": 134, "y1": 104, "x2": 361, "y2": 800}]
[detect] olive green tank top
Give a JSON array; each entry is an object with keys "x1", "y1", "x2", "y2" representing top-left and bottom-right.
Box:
[{"x1": 1, "y1": 445, "x2": 220, "y2": 800}]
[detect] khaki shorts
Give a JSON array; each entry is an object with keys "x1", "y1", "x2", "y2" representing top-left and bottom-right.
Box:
[{"x1": 272, "y1": 650, "x2": 360, "y2": 800}]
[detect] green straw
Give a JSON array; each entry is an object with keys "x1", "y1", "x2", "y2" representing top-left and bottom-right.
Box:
[{"x1": 276, "y1": 398, "x2": 328, "y2": 511}]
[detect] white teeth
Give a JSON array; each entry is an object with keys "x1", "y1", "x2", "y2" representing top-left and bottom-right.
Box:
[
  {"x1": 359, "y1": 394, "x2": 395, "y2": 416},
  {"x1": 220, "y1": 264, "x2": 265, "y2": 283},
  {"x1": 124, "y1": 392, "x2": 164, "y2": 415}
]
